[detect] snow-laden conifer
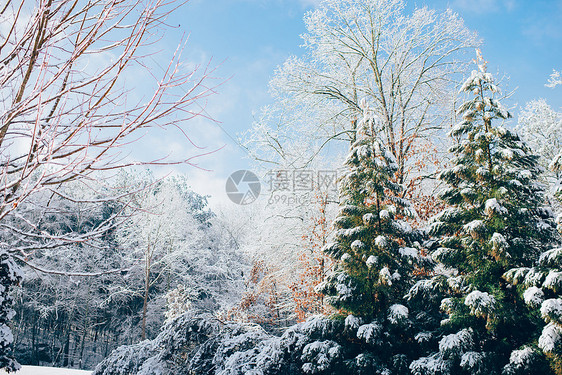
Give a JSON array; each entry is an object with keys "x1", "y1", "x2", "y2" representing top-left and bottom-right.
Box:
[
  {"x1": 410, "y1": 55, "x2": 560, "y2": 374},
  {"x1": 317, "y1": 103, "x2": 431, "y2": 369},
  {"x1": 320, "y1": 102, "x2": 428, "y2": 319},
  {"x1": 504, "y1": 241, "x2": 562, "y2": 372}
]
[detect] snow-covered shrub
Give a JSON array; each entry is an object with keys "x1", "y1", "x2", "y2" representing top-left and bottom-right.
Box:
[
  {"x1": 299, "y1": 315, "x2": 343, "y2": 339},
  {"x1": 94, "y1": 313, "x2": 362, "y2": 375},
  {"x1": 503, "y1": 267, "x2": 532, "y2": 285},
  {"x1": 345, "y1": 353, "x2": 383, "y2": 374},
  {"x1": 93, "y1": 340, "x2": 157, "y2": 375},
  {"x1": 405, "y1": 276, "x2": 448, "y2": 308}
]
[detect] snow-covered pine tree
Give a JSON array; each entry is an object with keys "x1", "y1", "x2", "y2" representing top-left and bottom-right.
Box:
[
  {"x1": 321, "y1": 102, "x2": 422, "y2": 317},
  {"x1": 503, "y1": 244, "x2": 562, "y2": 374},
  {"x1": 410, "y1": 56, "x2": 560, "y2": 374},
  {"x1": 503, "y1": 193, "x2": 562, "y2": 373},
  {"x1": 319, "y1": 102, "x2": 430, "y2": 371}
]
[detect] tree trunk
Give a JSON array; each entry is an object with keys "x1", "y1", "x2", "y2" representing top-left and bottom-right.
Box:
[
  {"x1": 62, "y1": 329, "x2": 70, "y2": 367},
  {"x1": 141, "y1": 242, "x2": 152, "y2": 341}
]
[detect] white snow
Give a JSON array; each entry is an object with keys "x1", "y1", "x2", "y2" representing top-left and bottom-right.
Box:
[
  {"x1": 379, "y1": 267, "x2": 392, "y2": 285},
  {"x1": 366, "y1": 255, "x2": 378, "y2": 268},
  {"x1": 439, "y1": 328, "x2": 474, "y2": 358},
  {"x1": 356, "y1": 322, "x2": 382, "y2": 344},
  {"x1": 362, "y1": 213, "x2": 374, "y2": 225},
  {"x1": 518, "y1": 170, "x2": 532, "y2": 179},
  {"x1": 322, "y1": 242, "x2": 340, "y2": 256},
  {"x1": 431, "y1": 247, "x2": 452, "y2": 262},
  {"x1": 464, "y1": 290, "x2": 496, "y2": 318},
  {"x1": 476, "y1": 167, "x2": 489, "y2": 177},
  {"x1": 375, "y1": 235, "x2": 388, "y2": 249},
  {"x1": 0, "y1": 366, "x2": 91, "y2": 375},
  {"x1": 415, "y1": 332, "x2": 432, "y2": 343},
  {"x1": 497, "y1": 186, "x2": 508, "y2": 196},
  {"x1": 540, "y1": 247, "x2": 562, "y2": 267},
  {"x1": 344, "y1": 314, "x2": 362, "y2": 329},
  {"x1": 379, "y1": 209, "x2": 390, "y2": 220},
  {"x1": 508, "y1": 346, "x2": 535, "y2": 366},
  {"x1": 538, "y1": 322, "x2": 562, "y2": 353},
  {"x1": 460, "y1": 351, "x2": 485, "y2": 370},
  {"x1": 301, "y1": 340, "x2": 342, "y2": 374},
  {"x1": 440, "y1": 298, "x2": 454, "y2": 314},
  {"x1": 543, "y1": 270, "x2": 562, "y2": 292},
  {"x1": 475, "y1": 149, "x2": 484, "y2": 160},
  {"x1": 405, "y1": 278, "x2": 438, "y2": 301},
  {"x1": 0, "y1": 324, "x2": 13, "y2": 346},
  {"x1": 340, "y1": 226, "x2": 364, "y2": 238},
  {"x1": 499, "y1": 148, "x2": 514, "y2": 160},
  {"x1": 334, "y1": 273, "x2": 355, "y2": 299},
  {"x1": 524, "y1": 268, "x2": 545, "y2": 287},
  {"x1": 463, "y1": 220, "x2": 484, "y2": 236},
  {"x1": 350, "y1": 240, "x2": 364, "y2": 251},
  {"x1": 540, "y1": 299, "x2": 562, "y2": 322},
  {"x1": 484, "y1": 198, "x2": 507, "y2": 216},
  {"x1": 447, "y1": 276, "x2": 467, "y2": 293},
  {"x1": 393, "y1": 220, "x2": 412, "y2": 234},
  {"x1": 523, "y1": 286, "x2": 544, "y2": 306},
  {"x1": 410, "y1": 354, "x2": 451, "y2": 375},
  {"x1": 388, "y1": 304, "x2": 409, "y2": 324},
  {"x1": 490, "y1": 232, "x2": 509, "y2": 253},
  {"x1": 399, "y1": 247, "x2": 419, "y2": 259},
  {"x1": 509, "y1": 179, "x2": 523, "y2": 188},
  {"x1": 460, "y1": 187, "x2": 475, "y2": 197}
]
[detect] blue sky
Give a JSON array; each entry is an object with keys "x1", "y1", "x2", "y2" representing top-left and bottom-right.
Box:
[{"x1": 146, "y1": 0, "x2": 562, "y2": 206}]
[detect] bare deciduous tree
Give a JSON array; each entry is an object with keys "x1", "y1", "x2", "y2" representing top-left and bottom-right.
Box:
[
  {"x1": 1, "y1": 0, "x2": 216, "y2": 221},
  {"x1": 0, "y1": 0, "x2": 218, "y2": 369},
  {"x1": 245, "y1": 0, "x2": 478, "y2": 188}
]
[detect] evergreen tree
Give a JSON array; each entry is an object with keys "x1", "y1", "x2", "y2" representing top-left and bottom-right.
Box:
[
  {"x1": 410, "y1": 56, "x2": 560, "y2": 374},
  {"x1": 503, "y1": 243, "x2": 562, "y2": 374},
  {"x1": 319, "y1": 102, "x2": 430, "y2": 371},
  {"x1": 503, "y1": 193, "x2": 562, "y2": 374}
]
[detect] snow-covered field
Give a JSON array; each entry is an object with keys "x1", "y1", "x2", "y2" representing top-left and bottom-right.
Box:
[{"x1": 0, "y1": 366, "x2": 91, "y2": 375}]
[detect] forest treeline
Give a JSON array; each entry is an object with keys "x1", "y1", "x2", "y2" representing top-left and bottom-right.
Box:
[{"x1": 8, "y1": 173, "x2": 247, "y2": 369}]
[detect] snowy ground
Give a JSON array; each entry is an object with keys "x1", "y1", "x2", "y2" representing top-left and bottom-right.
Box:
[{"x1": 0, "y1": 366, "x2": 91, "y2": 375}]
